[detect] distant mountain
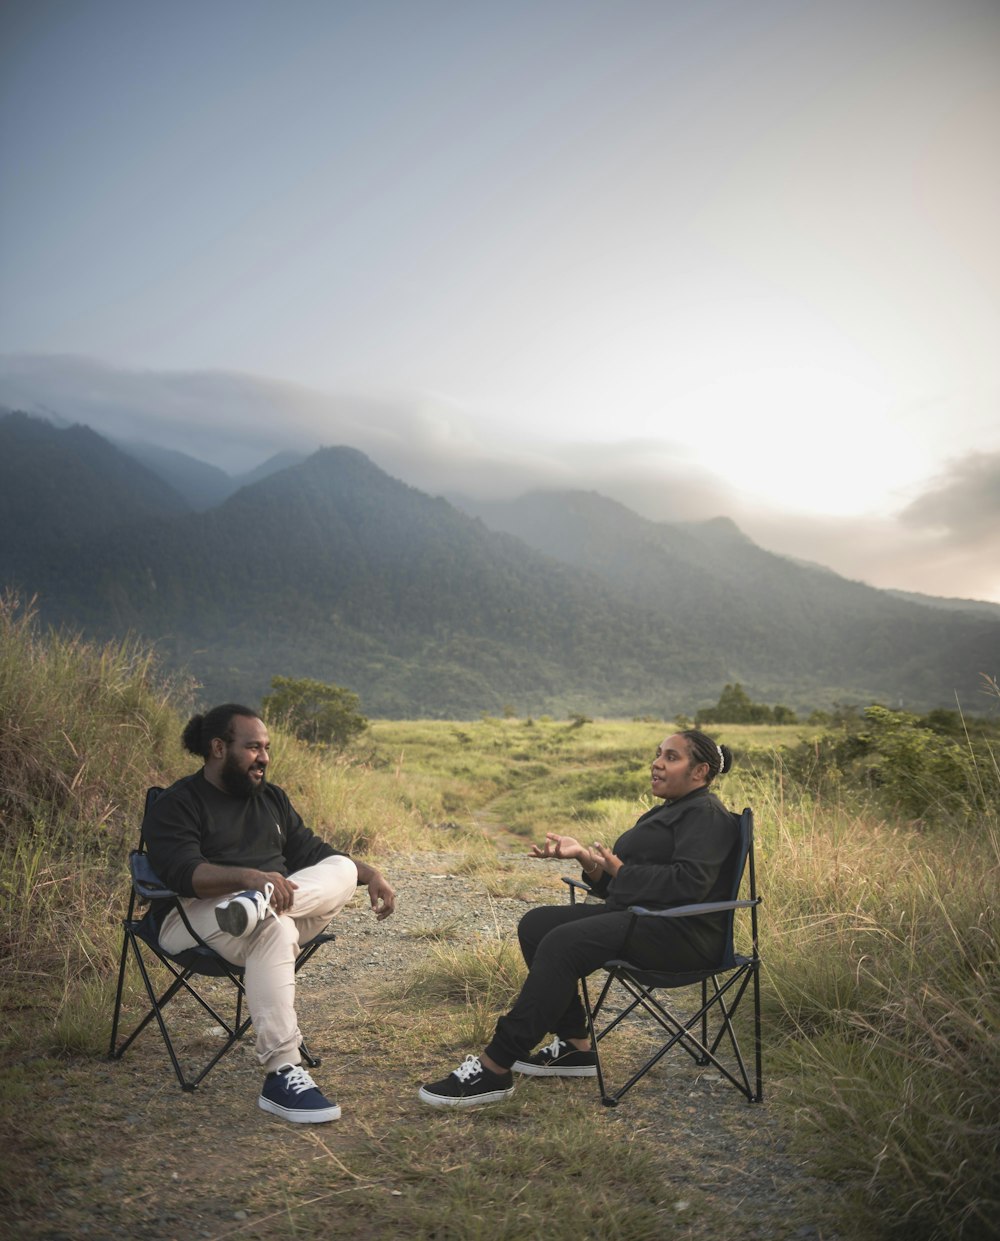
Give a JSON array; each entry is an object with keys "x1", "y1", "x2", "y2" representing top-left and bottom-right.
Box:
[
  {"x1": 451, "y1": 489, "x2": 1000, "y2": 711},
  {"x1": 19, "y1": 444, "x2": 709, "y2": 715},
  {"x1": 234, "y1": 451, "x2": 309, "y2": 489},
  {"x1": 113, "y1": 443, "x2": 309, "y2": 510},
  {"x1": 6, "y1": 418, "x2": 999, "y2": 717},
  {"x1": 117, "y1": 440, "x2": 234, "y2": 510},
  {"x1": 1, "y1": 410, "x2": 191, "y2": 585},
  {"x1": 884, "y1": 589, "x2": 1000, "y2": 620}
]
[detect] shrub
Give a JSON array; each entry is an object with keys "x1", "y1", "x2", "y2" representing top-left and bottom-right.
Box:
[{"x1": 262, "y1": 674, "x2": 368, "y2": 748}]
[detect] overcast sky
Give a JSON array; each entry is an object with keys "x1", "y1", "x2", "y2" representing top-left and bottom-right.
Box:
[{"x1": 2, "y1": 0, "x2": 998, "y2": 602}]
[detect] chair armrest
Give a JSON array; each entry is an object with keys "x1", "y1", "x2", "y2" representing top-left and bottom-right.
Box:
[
  {"x1": 628, "y1": 898, "x2": 762, "y2": 918},
  {"x1": 562, "y1": 875, "x2": 603, "y2": 907},
  {"x1": 129, "y1": 851, "x2": 178, "y2": 902},
  {"x1": 562, "y1": 877, "x2": 595, "y2": 894}
]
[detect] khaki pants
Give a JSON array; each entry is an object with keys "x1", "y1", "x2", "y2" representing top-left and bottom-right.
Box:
[{"x1": 159, "y1": 855, "x2": 358, "y2": 1072}]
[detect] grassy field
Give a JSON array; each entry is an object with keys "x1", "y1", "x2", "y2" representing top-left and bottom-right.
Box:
[
  {"x1": 2, "y1": 596, "x2": 998, "y2": 1239},
  {"x1": 360, "y1": 715, "x2": 804, "y2": 842}
]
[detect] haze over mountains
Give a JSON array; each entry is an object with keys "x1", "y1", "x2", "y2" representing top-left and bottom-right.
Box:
[{"x1": 3, "y1": 408, "x2": 997, "y2": 718}]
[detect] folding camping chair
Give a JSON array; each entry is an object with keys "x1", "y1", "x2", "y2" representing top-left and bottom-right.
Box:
[
  {"x1": 108, "y1": 787, "x2": 335, "y2": 1091},
  {"x1": 565, "y1": 805, "x2": 762, "y2": 1107}
]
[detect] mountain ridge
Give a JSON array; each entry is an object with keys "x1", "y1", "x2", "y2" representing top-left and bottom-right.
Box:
[{"x1": 4, "y1": 410, "x2": 997, "y2": 716}]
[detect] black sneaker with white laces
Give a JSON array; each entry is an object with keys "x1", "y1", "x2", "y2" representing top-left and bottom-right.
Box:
[
  {"x1": 512, "y1": 1035, "x2": 598, "y2": 1077},
  {"x1": 418, "y1": 1055, "x2": 515, "y2": 1109}
]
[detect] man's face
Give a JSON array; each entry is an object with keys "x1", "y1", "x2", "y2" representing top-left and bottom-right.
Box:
[{"x1": 218, "y1": 715, "x2": 271, "y2": 798}]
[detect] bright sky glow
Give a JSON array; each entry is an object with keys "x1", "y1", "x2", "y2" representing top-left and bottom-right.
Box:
[{"x1": 1, "y1": 0, "x2": 998, "y2": 600}]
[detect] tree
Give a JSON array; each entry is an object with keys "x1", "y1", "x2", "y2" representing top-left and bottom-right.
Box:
[
  {"x1": 696, "y1": 683, "x2": 797, "y2": 725},
  {"x1": 262, "y1": 675, "x2": 368, "y2": 748}
]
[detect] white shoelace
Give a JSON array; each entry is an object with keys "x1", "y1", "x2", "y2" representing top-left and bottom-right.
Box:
[
  {"x1": 540, "y1": 1036, "x2": 566, "y2": 1059},
  {"x1": 259, "y1": 881, "x2": 278, "y2": 922},
  {"x1": 279, "y1": 1064, "x2": 318, "y2": 1095},
  {"x1": 452, "y1": 1055, "x2": 484, "y2": 1082}
]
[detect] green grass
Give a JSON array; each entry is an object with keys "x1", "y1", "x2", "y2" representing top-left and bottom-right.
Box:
[
  {"x1": 2, "y1": 599, "x2": 998, "y2": 1239},
  {"x1": 360, "y1": 716, "x2": 809, "y2": 839}
]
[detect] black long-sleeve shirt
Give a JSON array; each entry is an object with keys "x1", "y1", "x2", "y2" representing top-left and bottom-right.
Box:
[
  {"x1": 588, "y1": 786, "x2": 739, "y2": 919},
  {"x1": 143, "y1": 771, "x2": 344, "y2": 897}
]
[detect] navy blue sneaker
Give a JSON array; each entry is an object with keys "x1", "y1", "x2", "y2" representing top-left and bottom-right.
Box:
[
  {"x1": 215, "y1": 882, "x2": 276, "y2": 937},
  {"x1": 259, "y1": 1064, "x2": 341, "y2": 1123},
  {"x1": 418, "y1": 1055, "x2": 515, "y2": 1109}
]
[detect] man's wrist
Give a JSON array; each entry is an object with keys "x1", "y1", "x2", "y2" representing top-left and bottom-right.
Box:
[{"x1": 355, "y1": 860, "x2": 378, "y2": 885}]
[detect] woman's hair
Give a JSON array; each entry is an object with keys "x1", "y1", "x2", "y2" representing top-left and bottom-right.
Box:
[
  {"x1": 181, "y1": 704, "x2": 261, "y2": 758},
  {"x1": 678, "y1": 728, "x2": 733, "y2": 783}
]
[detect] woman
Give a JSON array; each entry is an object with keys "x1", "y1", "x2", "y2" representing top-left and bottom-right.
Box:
[{"x1": 419, "y1": 728, "x2": 738, "y2": 1108}]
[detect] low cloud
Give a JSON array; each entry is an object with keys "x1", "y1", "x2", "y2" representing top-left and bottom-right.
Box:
[
  {"x1": 899, "y1": 453, "x2": 1000, "y2": 545},
  {"x1": 3, "y1": 354, "x2": 999, "y2": 605},
  {"x1": 0, "y1": 354, "x2": 740, "y2": 516},
  {"x1": 738, "y1": 453, "x2": 1000, "y2": 604}
]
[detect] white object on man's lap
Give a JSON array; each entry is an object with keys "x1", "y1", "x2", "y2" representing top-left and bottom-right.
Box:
[{"x1": 214, "y1": 881, "x2": 276, "y2": 937}]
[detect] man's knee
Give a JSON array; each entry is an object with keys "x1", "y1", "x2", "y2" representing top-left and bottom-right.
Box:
[
  {"x1": 286, "y1": 854, "x2": 358, "y2": 924},
  {"x1": 250, "y1": 911, "x2": 301, "y2": 963},
  {"x1": 314, "y1": 854, "x2": 358, "y2": 907}
]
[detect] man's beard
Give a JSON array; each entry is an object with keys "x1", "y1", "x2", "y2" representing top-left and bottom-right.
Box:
[{"x1": 220, "y1": 753, "x2": 266, "y2": 798}]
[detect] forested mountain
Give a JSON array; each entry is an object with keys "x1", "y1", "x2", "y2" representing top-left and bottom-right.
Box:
[
  {"x1": 112, "y1": 441, "x2": 308, "y2": 510},
  {"x1": 0, "y1": 411, "x2": 191, "y2": 583},
  {"x1": 117, "y1": 440, "x2": 235, "y2": 510},
  {"x1": 451, "y1": 490, "x2": 1000, "y2": 710},
  {"x1": 4, "y1": 410, "x2": 998, "y2": 717}
]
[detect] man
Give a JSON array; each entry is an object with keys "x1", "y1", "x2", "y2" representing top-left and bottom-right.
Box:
[{"x1": 144, "y1": 703, "x2": 395, "y2": 1124}]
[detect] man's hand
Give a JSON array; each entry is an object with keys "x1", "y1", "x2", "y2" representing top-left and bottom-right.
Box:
[
  {"x1": 191, "y1": 862, "x2": 298, "y2": 910},
  {"x1": 368, "y1": 873, "x2": 396, "y2": 920},
  {"x1": 355, "y1": 861, "x2": 396, "y2": 920},
  {"x1": 260, "y1": 871, "x2": 298, "y2": 913}
]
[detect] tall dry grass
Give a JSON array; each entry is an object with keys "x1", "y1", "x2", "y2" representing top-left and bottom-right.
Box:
[
  {"x1": 0, "y1": 594, "x2": 193, "y2": 1051},
  {"x1": 754, "y1": 754, "x2": 1000, "y2": 1239},
  {"x1": 0, "y1": 594, "x2": 456, "y2": 1057}
]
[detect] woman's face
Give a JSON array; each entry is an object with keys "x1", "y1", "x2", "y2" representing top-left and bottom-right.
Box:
[{"x1": 650, "y1": 733, "x2": 710, "y2": 801}]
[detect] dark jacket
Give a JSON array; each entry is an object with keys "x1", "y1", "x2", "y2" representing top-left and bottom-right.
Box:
[
  {"x1": 587, "y1": 786, "x2": 739, "y2": 922},
  {"x1": 143, "y1": 771, "x2": 343, "y2": 897}
]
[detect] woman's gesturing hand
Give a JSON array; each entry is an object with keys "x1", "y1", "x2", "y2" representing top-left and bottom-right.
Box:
[
  {"x1": 529, "y1": 833, "x2": 618, "y2": 878},
  {"x1": 589, "y1": 841, "x2": 623, "y2": 877},
  {"x1": 529, "y1": 833, "x2": 587, "y2": 862}
]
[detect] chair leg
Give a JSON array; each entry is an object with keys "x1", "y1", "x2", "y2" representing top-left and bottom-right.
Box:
[
  {"x1": 107, "y1": 923, "x2": 133, "y2": 1058},
  {"x1": 581, "y1": 973, "x2": 616, "y2": 1107},
  {"x1": 589, "y1": 965, "x2": 760, "y2": 1105},
  {"x1": 697, "y1": 977, "x2": 709, "y2": 1065},
  {"x1": 752, "y1": 959, "x2": 763, "y2": 1103},
  {"x1": 110, "y1": 929, "x2": 253, "y2": 1091},
  {"x1": 110, "y1": 927, "x2": 335, "y2": 1090}
]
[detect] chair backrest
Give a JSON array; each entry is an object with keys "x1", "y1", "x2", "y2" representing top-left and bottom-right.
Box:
[
  {"x1": 719, "y1": 807, "x2": 757, "y2": 968},
  {"x1": 136, "y1": 785, "x2": 166, "y2": 854},
  {"x1": 122, "y1": 786, "x2": 174, "y2": 936}
]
